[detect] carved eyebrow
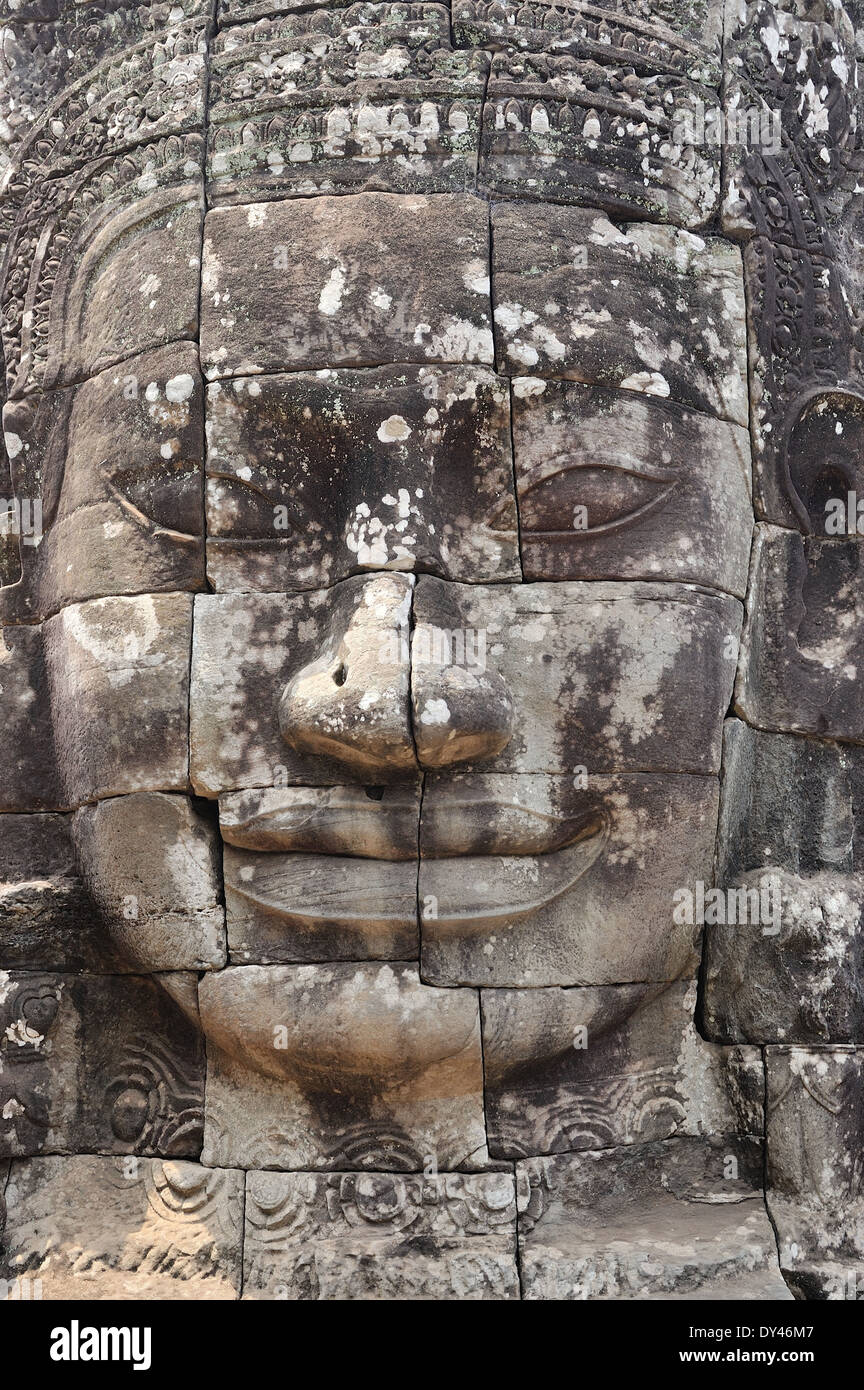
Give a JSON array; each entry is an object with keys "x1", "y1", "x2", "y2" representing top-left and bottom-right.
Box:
[{"x1": 519, "y1": 450, "x2": 680, "y2": 486}]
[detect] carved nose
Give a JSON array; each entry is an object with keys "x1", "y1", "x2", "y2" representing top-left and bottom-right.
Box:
[
  {"x1": 279, "y1": 573, "x2": 417, "y2": 781},
  {"x1": 410, "y1": 625, "x2": 514, "y2": 770},
  {"x1": 278, "y1": 574, "x2": 513, "y2": 780}
]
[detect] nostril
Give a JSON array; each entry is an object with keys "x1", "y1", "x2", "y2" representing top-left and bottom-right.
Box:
[{"x1": 277, "y1": 572, "x2": 419, "y2": 780}]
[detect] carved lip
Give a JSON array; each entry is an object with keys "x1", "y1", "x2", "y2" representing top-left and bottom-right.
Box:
[
  {"x1": 218, "y1": 785, "x2": 604, "y2": 859},
  {"x1": 219, "y1": 785, "x2": 419, "y2": 860},
  {"x1": 421, "y1": 818, "x2": 610, "y2": 933},
  {"x1": 222, "y1": 820, "x2": 609, "y2": 939},
  {"x1": 219, "y1": 787, "x2": 609, "y2": 935}
]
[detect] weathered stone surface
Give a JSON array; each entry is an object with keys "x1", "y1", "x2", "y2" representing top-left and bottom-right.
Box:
[
  {"x1": 715, "y1": 721, "x2": 864, "y2": 884},
  {"x1": 0, "y1": 812, "x2": 121, "y2": 973},
  {"x1": 277, "y1": 570, "x2": 418, "y2": 780},
  {"x1": 192, "y1": 576, "x2": 739, "y2": 794},
  {"x1": 0, "y1": 1155, "x2": 242, "y2": 1299},
  {"x1": 2, "y1": 596, "x2": 191, "y2": 812},
  {"x1": 512, "y1": 379, "x2": 753, "y2": 595},
  {"x1": 219, "y1": 783, "x2": 420, "y2": 857},
  {"x1": 491, "y1": 205, "x2": 748, "y2": 425},
  {"x1": 200, "y1": 192, "x2": 493, "y2": 379},
  {"x1": 209, "y1": 5, "x2": 488, "y2": 204},
  {"x1": 726, "y1": 1, "x2": 864, "y2": 537},
  {"x1": 780, "y1": 391, "x2": 864, "y2": 537},
  {"x1": 766, "y1": 1046, "x2": 864, "y2": 1299},
  {"x1": 479, "y1": 55, "x2": 719, "y2": 227},
  {"x1": 722, "y1": 0, "x2": 862, "y2": 255},
  {"x1": 191, "y1": 574, "x2": 417, "y2": 793},
  {"x1": 0, "y1": 811, "x2": 77, "y2": 885},
  {"x1": 420, "y1": 771, "x2": 598, "y2": 858},
  {"x1": 0, "y1": 2, "x2": 187, "y2": 165},
  {"x1": 0, "y1": 621, "x2": 60, "y2": 810},
  {"x1": 243, "y1": 1170, "x2": 518, "y2": 1299},
  {"x1": 223, "y1": 845, "x2": 418, "y2": 963},
  {"x1": 420, "y1": 772, "x2": 716, "y2": 987},
  {"x1": 454, "y1": 0, "x2": 723, "y2": 66},
  {"x1": 0, "y1": 971, "x2": 204, "y2": 1158},
  {"x1": 217, "y1": 0, "x2": 323, "y2": 21},
  {"x1": 0, "y1": 970, "x2": 66, "y2": 1157},
  {"x1": 200, "y1": 963, "x2": 486, "y2": 1169},
  {"x1": 736, "y1": 525, "x2": 864, "y2": 742},
  {"x1": 1, "y1": 344, "x2": 205, "y2": 622},
  {"x1": 483, "y1": 980, "x2": 763, "y2": 1158},
  {"x1": 206, "y1": 0, "x2": 725, "y2": 221},
  {"x1": 2, "y1": 134, "x2": 205, "y2": 400},
  {"x1": 205, "y1": 364, "x2": 518, "y2": 590},
  {"x1": 517, "y1": 1137, "x2": 792, "y2": 1300},
  {"x1": 413, "y1": 578, "x2": 741, "y2": 777},
  {"x1": 190, "y1": 590, "x2": 333, "y2": 794},
  {"x1": 0, "y1": 1, "x2": 209, "y2": 187},
  {"x1": 72, "y1": 795, "x2": 226, "y2": 974},
  {"x1": 703, "y1": 721, "x2": 864, "y2": 1044},
  {"x1": 742, "y1": 243, "x2": 863, "y2": 530},
  {"x1": 705, "y1": 868, "x2": 864, "y2": 1045},
  {"x1": 411, "y1": 623, "x2": 514, "y2": 772},
  {"x1": 44, "y1": 593, "x2": 193, "y2": 807}
]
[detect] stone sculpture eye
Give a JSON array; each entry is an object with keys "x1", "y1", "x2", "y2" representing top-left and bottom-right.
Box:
[
  {"x1": 106, "y1": 463, "x2": 204, "y2": 539},
  {"x1": 205, "y1": 465, "x2": 310, "y2": 539},
  {"x1": 517, "y1": 456, "x2": 678, "y2": 536}
]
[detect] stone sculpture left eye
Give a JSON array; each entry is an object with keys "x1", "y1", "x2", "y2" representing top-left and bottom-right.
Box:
[{"x1": 517, "y1": 456, "x2": 678, "y2": 537}]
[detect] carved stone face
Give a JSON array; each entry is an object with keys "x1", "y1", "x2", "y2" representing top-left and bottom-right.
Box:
[
  {"x1": 1, "y1": 0, "x2": 863, "y2": 1301},
  {"x1": 0, "y1": 1, "x2": 797, "y2": 1169}
]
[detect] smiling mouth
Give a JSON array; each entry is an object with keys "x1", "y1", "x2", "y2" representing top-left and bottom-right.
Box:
[{"x1": 219, "y1": 782, "x2": 609, "y2": 933}]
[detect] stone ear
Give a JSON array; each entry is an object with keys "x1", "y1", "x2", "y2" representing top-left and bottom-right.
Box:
[{"x1": 782, "y1": 390, "x2": 864, "y2": 535}]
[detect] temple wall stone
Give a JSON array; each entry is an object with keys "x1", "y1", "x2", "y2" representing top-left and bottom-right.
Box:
[{"x1": 1, "y1": 0, "x2": 861, "y2": 1303}]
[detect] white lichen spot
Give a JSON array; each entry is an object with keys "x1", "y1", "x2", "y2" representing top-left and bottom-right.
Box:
[
  {"x1": 619, "y1": 370, "x2": 671, "y2": 397},
  {"x1": 512, "y1": 377, "x2": 546, "y2": 399},
  {"x1": 462, "y1": 259, "x2": 490, "y2": 295},
  {"x1": 165, "y1": 372, "x2": 195, "y2": 403},
  {"x1": 377, "y1": 415, "x2": 412, "y2": 443},
  {"x1": 319, "y1": 262, "x2": 347, "y2": 316},
  {"x1": 419, "y1": 698, "x2": 450, "y2": 725}
]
